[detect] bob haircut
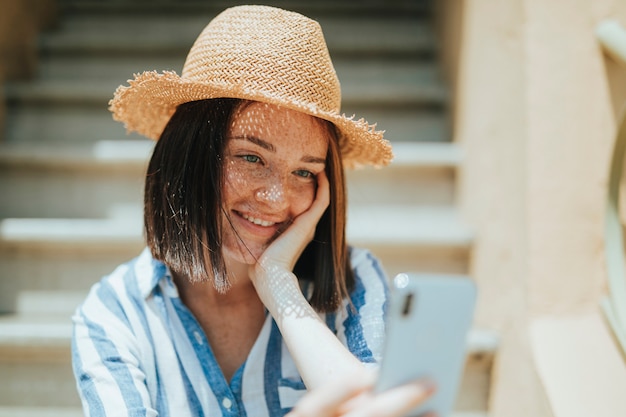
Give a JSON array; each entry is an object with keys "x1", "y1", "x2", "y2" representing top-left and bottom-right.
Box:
[{"x1": 144, "y1": 98, "x2": 354, "y2": 312}]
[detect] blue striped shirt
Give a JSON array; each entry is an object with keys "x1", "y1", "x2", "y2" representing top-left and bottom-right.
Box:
[{"x1": 72, "y1": 247, "x2": 388, "y2": 417}]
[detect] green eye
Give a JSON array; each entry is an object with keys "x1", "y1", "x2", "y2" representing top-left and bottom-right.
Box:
[
  {"x1": 295, "y1": 170, "x2": 314, "y2": 179},
  {"x1": 242, "y1": 155, "x2": 261, "y2": 163}
]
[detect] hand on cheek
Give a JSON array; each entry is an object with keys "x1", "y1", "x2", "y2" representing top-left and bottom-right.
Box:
[
  {"x1": 248, "y1": 170, "x2": 330, "y2": 310},
  {"x1": 252, "y1": 170, "x2": 329, "y2": 274}
]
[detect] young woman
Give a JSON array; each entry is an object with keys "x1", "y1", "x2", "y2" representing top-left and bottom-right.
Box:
[{"x1": 72, "y1": 5, "x2": 432, "y2": 416}]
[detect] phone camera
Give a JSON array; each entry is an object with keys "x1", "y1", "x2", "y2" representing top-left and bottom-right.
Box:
[
  {"x1": 393, "y1": 273, "x2": 409, "y2": 289},
  {"x1": 401, "y1": 293, "x2": 414, "y2": 317}
]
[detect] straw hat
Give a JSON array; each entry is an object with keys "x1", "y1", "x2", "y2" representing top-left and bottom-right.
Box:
[{"x1": 109, "y1": 5, "x2": 393, "y2": 168}]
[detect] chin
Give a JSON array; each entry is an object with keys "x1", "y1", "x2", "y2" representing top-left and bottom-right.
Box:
[{"x1": 222, "y1": 242, "x2": 265, "y2": 266}]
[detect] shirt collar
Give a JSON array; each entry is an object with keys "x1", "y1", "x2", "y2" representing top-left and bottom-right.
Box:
[{"x1": 136, "y1": 248, "x2": 177, "y2": 299}]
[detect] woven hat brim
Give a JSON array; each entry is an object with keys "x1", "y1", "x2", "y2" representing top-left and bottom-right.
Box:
[{"x1": 109, "y1": 71, "x2": 393, "y2": 169}]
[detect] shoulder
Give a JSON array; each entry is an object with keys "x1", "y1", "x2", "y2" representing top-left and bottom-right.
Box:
[
  {"x1": 328, "y1": 247, "x2": 389, "y2": 363},
  {"x1": 72, "y1": 249, "x2": 169, "y2": 360},
  {"x1": 340, "y1": 247, "x2": 389, "y2": 317},
  {"x1": 75, "y1": 249, "x2": 163, "y2": 318},
  {"x1": 349, "y1": 247, "x2": 389, "y2": 297}
]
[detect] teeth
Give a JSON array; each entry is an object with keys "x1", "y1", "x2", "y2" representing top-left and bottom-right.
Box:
[{"x1": 242, "y1": 214, "x2": 275, "y2": 227}]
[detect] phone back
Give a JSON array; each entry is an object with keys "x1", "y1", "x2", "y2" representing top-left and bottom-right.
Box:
[{"x1": 375, "y1": 274, "x2": 477, "y2": 417}]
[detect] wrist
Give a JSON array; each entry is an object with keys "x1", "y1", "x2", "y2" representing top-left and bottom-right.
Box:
[{"x1": 251, "y1": 263, "x2": 316, "y2": 323}]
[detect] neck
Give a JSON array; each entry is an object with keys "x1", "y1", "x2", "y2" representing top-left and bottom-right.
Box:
[{"x1": 173, "y1": 258, "x2": 256, "y2": 307}]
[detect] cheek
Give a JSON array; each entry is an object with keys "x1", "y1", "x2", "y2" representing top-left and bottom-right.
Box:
[
  {"x1": 225, "y1": 161, "x2": 246, "y2": 184},
  {"x1": 289, "y1": 182, "x2": 317, "y2": 215},
  {"x1": 223, "y1": 171, "x2": 241, "y2": 209},
  {"x1": 224, "y1": 162, "x2": 251, "y2": 199}
]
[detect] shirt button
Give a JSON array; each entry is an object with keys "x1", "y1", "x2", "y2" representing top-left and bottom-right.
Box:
[
  {"x1": 193, "y1": 331, "x2": 203, "y2": 345},
  {"x1": 222, "y1": 397, "x2": 232, "y2": 409}
]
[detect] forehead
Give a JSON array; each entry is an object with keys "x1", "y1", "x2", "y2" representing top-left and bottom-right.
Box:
[{"x1": 228, "y1": 101, "x2": 330, "y2": 153}]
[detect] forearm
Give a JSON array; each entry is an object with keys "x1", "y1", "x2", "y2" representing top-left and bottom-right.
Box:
[
  {"x1": 279, "y1": 301, "x2": 366, "y2": 389},
  {"x1": 253, "y1": 265, "x2": 366, "y2": 389}
]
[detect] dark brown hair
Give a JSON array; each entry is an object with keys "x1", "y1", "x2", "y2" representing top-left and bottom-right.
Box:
[{"x1": 144, "y1": 98, "x2": 354, "y2": 311}]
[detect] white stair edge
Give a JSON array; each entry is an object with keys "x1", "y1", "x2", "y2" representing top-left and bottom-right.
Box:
[
  {"x1": 0, "y1": 140, "x2": 154, "y2": 167},
  {"x1": 42, "y1": 13, "x2": 433, "y2": 50},
  {"x1": 16, "y1": 290, "x2": 89, "y2": 316},
  {"x1": 390, "y1": 142, "x2": 462, "y2": 167},
  {"x1": 0, "y1": 218, "x2": 143, "y2": 244},
  {"x1": 6, "y1": 80, "x2": 446, "y2": 107},
  {"x1": 0, "y1": 311, "x2": 496, "y2": 357},
  {"x1": 347, "y1": 205, "x2": 473, "y2": 248},
  {"x1": 0, "y1": 407, "x2": 84, "y2": 417},
  {"x1": 12, "y1": 291, "x2": 497, "y2": 344},
  {"x1": 0, "y1": 205, "x2": 472, "y2": 249},
  {"x1": 0, "y1": 314, "x2": 72, "y2": 348},
  {"x1": 466, "y1": 327, "x2": 500, "y2": 355},
  {"x1": 0, "y1": 407, "x2": 482, "y2": 417},
  {"x1": 0, "y1": 141, "x2": 460, "y2": 170},
  {"x1": 54, "y1": 2, "x2": 429, "y2": 14}
]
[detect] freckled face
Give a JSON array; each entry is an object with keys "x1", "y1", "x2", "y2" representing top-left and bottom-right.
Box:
[{"x1": 222, "y1": 102, "x2": 329, "y2": 265}]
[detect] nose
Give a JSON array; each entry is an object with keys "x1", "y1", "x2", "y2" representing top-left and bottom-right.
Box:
[{"x1": 254, "y1": 174, "x2": 289, "y2": 210}]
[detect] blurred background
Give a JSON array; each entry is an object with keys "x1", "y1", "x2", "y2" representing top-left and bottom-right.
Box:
[{"x1": 0, "y1": 0, "x2": 625, "y2": 416}]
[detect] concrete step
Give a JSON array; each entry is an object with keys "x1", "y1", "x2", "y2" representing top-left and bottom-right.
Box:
[
  {"x1": 0, "y1": 407, "x2": 83, "y2": 417},
  {"x1": 348, "y1": 205, "x2": 473, "y2": 278},
  {"x1": 0, "y1": 312, "x2": 495, "y2": 412},
  {"x1": 0, "y1": 140, "x2": 149, "y2": 219},
  {"x1": 0, "y1": 204, "x2": 472, "y2": 313},
  {"x1": 4, "y1": 105, "x2": 149, "y2": 144},
  {"x1": 0, "y1": 408, "x2": 486, "y2": 417},
  {"x1": 14, "y1": 290, "x2": 89, "y2": 316},
  {"x1": 42, "y1": 12, "x2": 434, "y2": 59},
  {"x1": 57, "y1": 0, "x2": 430, "y2": 17},
  {"x1": 5, "y1": 62, "x2": 448, "y2": 109},
  {"x1": 4, "y1": 62, "x2": 448, "y2": 145},
  {"x1": 0, "y1": 206, "x2": 471, "y2": 254},
  {"x1": 347, "y1": 142, "x2": 461, "y2": 206},
  {"x1": 0, "y1": 242, "x2": 139, "y2": 314},
  {"x1": 0, "y1": 142, "x2": 460, "y2": 219},
  {"x1": 4, "y1": 102, "x2": 448, "y2": 145},
  {"x1": 35, "y1": 55, "x2": 441, "y2": 98},
  {"x1": 0, "y1": 314, "x2": 79, "y2": 408}
]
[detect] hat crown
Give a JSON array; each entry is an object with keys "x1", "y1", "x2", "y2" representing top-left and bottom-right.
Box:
[
  {"x1": 181, "y1": 5, "x2": 341, "y2": 114},
  {"x1": 109, "y1": 5, "x2": 392, "y2": 167}
]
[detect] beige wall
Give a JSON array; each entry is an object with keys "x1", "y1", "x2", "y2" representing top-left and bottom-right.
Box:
[
  {"x1": 0, "y1": 0, "x2": 57, "y2": 79},
  {"x1": 449, "y1": 0, "x2": 626, "y2": 415},
  {"x1": 452, "y1": 1, "x2": 545, "y2": 415},
  {"x1": 525, "y1": 0, "x2": 616, "y2": 316},
  {"x1": 0, "y1": 0, "x2": 57, "y2": 139}
]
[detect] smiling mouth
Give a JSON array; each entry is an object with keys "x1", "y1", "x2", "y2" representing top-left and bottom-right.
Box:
[{"x1": 241, "y1": 213, "x2": 277, "y2": 227}]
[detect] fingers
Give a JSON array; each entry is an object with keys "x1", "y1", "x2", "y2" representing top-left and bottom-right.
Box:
[
  {"x1": 313, "y1": 169, "x2": 330, "y2": 213},
  {"x1": 259, "y1": 170, "x2": 330, "y2": 269},
  {"x1": 345, "y1": 380, "x2": 436, "y2": 417},
  {"x1": 286, "y1": 372, "x2": 375, "y2": 417},
  {"x1": 287, "y1": 376, "x2": 435, "y2": 417},
  {"x1": 251, "y1": 170, "x2": 331, "y2": 297},
  {"x1": 296, "y1": 169, "x2": 330, "y2": 239},
  {"x1": 289, "y1": 170, "x2": 329, "y2": 230}
]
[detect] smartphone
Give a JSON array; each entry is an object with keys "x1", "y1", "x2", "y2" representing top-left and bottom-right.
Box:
[{"x1": 375, "y1": 273, "x2": 477, "y2": 417}]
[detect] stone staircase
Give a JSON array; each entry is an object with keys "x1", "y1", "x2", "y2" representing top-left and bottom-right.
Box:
[{"x1": 0, "y1": 0, "x2": 496, "y2": 415}]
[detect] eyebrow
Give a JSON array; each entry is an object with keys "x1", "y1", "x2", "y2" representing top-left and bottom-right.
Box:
[
  {"x1": 232, "y1": 135, "x2": 276, "y2": 152},
  {"x1": 302, "y1": 155, "x2": 326, "y2": 165},
  {"x1": 231, "y1": 135, "x2": 326, "y2": 165}
]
